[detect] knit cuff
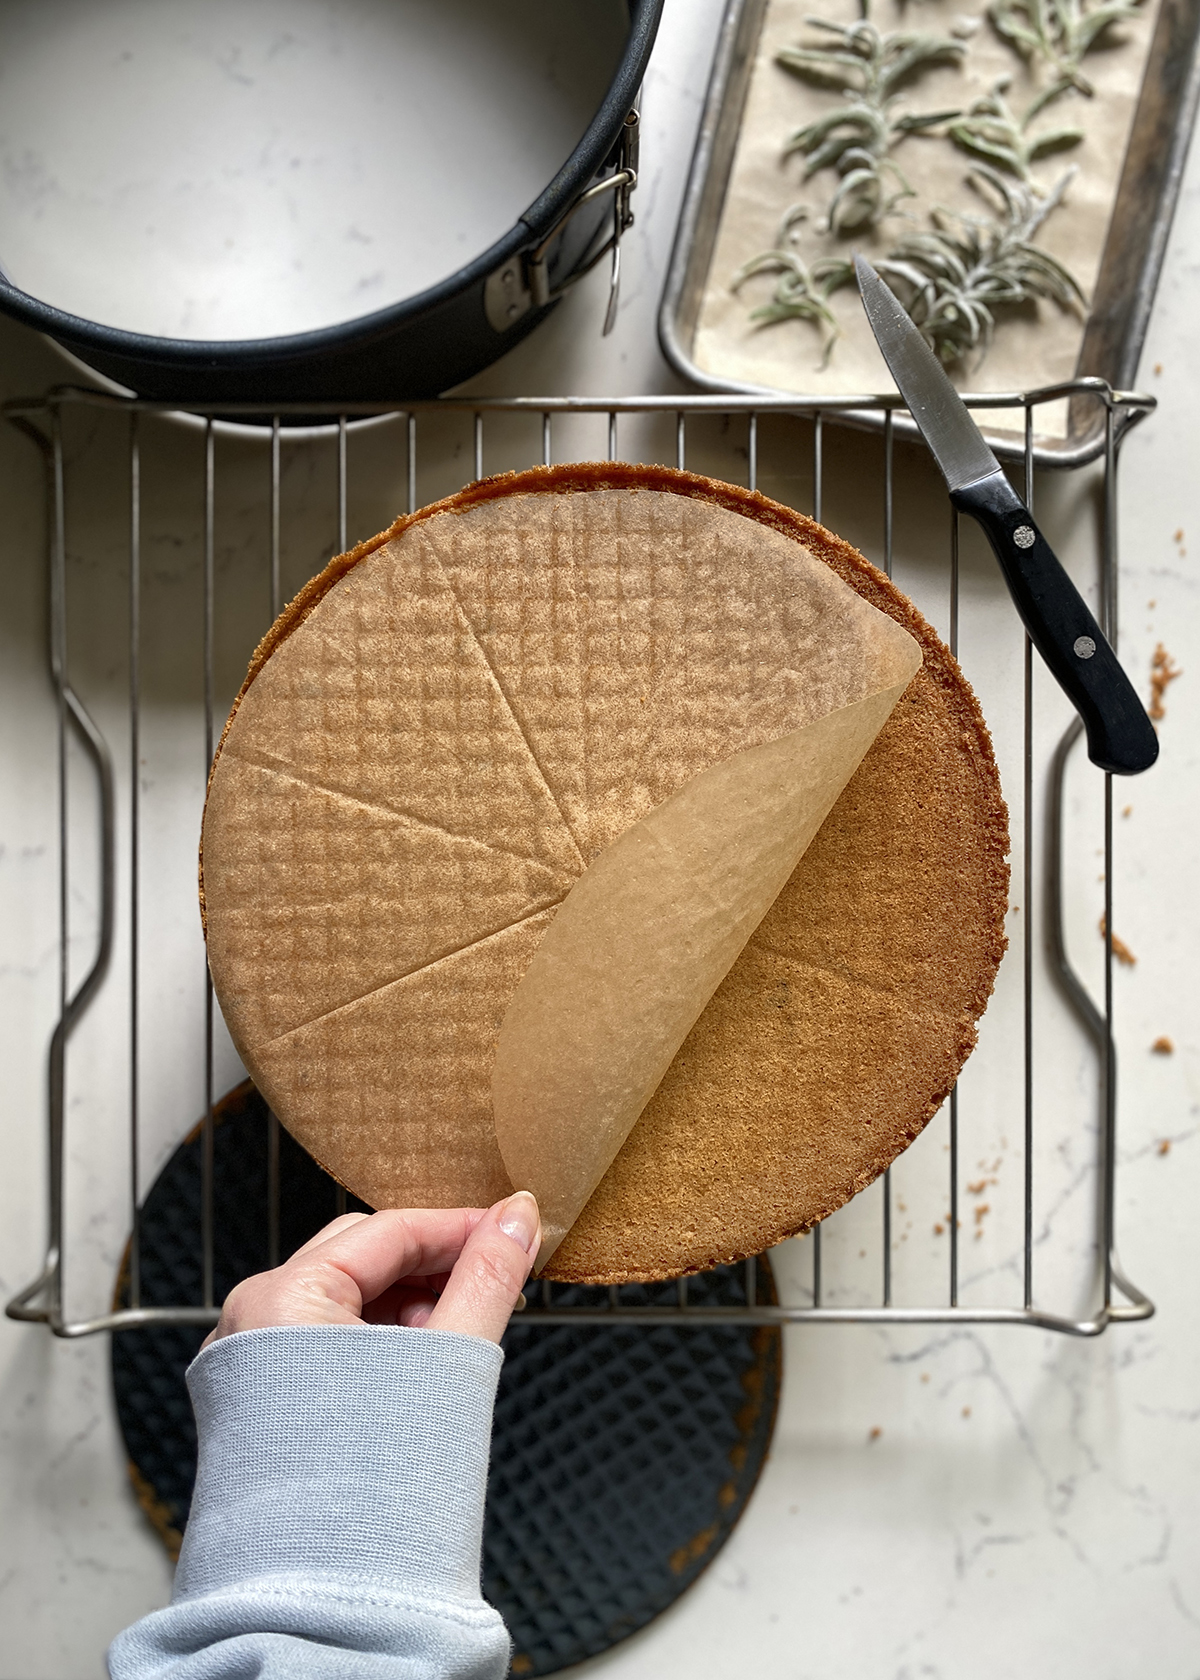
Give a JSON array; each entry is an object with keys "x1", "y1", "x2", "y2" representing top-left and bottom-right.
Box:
[{"x1": 174, "y1": 1325, "x2": 504, "y2": 1608}]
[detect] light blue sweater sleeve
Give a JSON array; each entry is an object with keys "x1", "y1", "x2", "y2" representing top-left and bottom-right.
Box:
[{"x1": 107, "y1": 1325, "x2": 511, "y2": 1680}]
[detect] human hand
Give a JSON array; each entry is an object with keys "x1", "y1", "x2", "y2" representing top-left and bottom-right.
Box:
[{"x1": 203, "y1": 1192, "x2": 541, "y2": 1349}]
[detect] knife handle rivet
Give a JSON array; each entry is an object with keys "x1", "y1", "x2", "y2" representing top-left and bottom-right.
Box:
[
  {"x1": 1074, "y1": 635, "x2": 1096, "y2": 660},
  {"x1": 1013, "y1": 525, "x2": 1036, "y2": 550}
]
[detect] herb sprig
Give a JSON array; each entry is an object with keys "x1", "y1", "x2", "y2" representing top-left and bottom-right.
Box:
[
  {"x1": 873, "y1": 164, "x2": 1086, "y2": 365},
  {"x1": 948, "y1": 77, "x2": 1083, "y2": 183},
  {"x1": 776, "y1": 8, "x2": 964, "y2": 232},
  {"x1": 731, "y1": 209, "x2": 851, "y2": 358},
  {"x1": 987, "y1": 0, "x2": 1145, "y2": 98}
]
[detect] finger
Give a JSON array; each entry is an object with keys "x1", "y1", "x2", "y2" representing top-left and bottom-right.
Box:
[
  {"x1": 204, "y1": 1207, "x2": 491, "y2": 1342},
  {"x1": 289, "y1": 1211, "x2": 371, "y2": 1259},
  {"x1": 363, "y1": 1283, "x2": 439, "y2": 1327},
  {"x1": 293, "y1": 1206, "x2": 490, "y2": 1305},
  {"x1": 427, "y1": 1192, "x2": 540, "y2": 1345}
]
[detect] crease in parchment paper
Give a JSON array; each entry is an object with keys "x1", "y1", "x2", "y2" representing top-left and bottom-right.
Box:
[
  {"x1": 491, "y1": 628, "x2": 922, "y2": 1268},
  {"x1": 227, "y1": 750, "x2": 579, "y2": 880},
  {"x1": 429, "y1": 542, "x2": 589, "y2": 869}
]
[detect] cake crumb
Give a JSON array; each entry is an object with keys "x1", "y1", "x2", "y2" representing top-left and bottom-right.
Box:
[
  {"x1": 921, "y1": 1373, "x2": 930, "y2": 1383},
  {"x1": 967, "y1": 1177, "x2": 996, "y2": 1195},
  {"x1": 934, "y1": 1223, "x2": 945, "y2": 1235},
  {"x1": 1158, "y1": 1139, "x2": 1171, "y2": 1156},
  {"x1": 1149, "y1": 643, "x2": 1182, "y2": 722},
  {"x1": 868, "y1": 1427, "x2": 882, "y2": 1441},
  {"x1": 1122, "y1": 804, "x2": 1133, "y2": 818},
  {"x1": 1152, "y1": 1035, "x2": 1174, "y2": 1055},
  {"x1": 1154, "y1": 363, "x2": 1163, "y2": 375},
  {"x1": 974, "y1": 1203, "x2": 990, "y2": 1223},
  {"x1": 962, "y1": 1406, "x2": 972, "y2": 1419},
  {"x1": 1099, "y1": 915, "x2": 1136, "y2": 966},
  {"x1": 1174, "y1": 529, "x2": 1184, "y2": 544}
]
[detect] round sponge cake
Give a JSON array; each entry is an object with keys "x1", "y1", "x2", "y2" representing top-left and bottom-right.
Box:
[{"x1": 201, "y1": 464, "x2": 1009, "y2": 1282}]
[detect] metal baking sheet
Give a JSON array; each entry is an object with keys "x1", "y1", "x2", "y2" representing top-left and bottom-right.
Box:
[{"x1": 660, "y1": 0, "x2": 1200, "y2": 467}]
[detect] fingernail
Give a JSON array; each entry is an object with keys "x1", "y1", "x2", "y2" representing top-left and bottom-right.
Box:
[{"x1": 498, "y1": 1191, "x2": 540, "y2": 1255}]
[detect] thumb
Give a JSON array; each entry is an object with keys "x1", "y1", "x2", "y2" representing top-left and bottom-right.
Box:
[{"x1": 426, "y1": 1191, "x2": 540, "y2": 1344}]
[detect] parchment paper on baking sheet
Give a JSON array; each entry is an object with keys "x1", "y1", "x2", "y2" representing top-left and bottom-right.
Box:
[{"x1": 692, "y1": 0, "x2": 1157, "y2": 440}]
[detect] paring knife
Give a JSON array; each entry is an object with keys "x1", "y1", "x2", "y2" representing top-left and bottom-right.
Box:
[{"x1": 854, "y1": 254, "x2": 1158, "y2": 777}]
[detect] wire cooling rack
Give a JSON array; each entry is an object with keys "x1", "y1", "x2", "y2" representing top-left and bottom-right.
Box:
[{"x1": 3, "y1": 382, "x2": 1157, "y2": 1338}]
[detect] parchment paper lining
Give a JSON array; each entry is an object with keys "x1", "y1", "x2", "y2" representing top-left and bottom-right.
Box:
[{"x1": 198, "y1": 470, "x2": 993, "y2": 1282}]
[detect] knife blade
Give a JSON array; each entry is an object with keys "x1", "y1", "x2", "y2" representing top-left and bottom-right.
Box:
[{"x1": 855, "y1": 254, "x2": 1158, "y2": 777}]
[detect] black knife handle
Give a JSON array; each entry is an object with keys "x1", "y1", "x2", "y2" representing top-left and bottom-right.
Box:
[{"x1": 950, "y1": 470, "x2": 1158, "y2": 776}]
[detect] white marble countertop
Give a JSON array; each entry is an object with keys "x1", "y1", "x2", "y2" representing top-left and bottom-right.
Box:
[{"x1": 2, "y1": 3, "x2": 1198, "y2": 1676}]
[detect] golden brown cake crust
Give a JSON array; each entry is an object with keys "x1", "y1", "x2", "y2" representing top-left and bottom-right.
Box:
[{"x1": 201, "y1": 465, "x2": 1009, "y2": 1283}]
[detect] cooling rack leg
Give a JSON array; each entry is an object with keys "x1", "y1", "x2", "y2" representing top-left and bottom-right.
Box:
[
  {"x1": 1022, "y1": 406, "x2": 1035, "y2": 1312},
  {"x1": 948, "y1": 502, "x2": 961, "y2": 1309},
  {"x1": 129, "y1": 415, "x2": 141, "y2": 1311},
  {"x1": 202, "y1": 422, "x2": 215, "y2": 1313},
  {"x1": 267, "y1": 1109, "x2": 281, "y2": 1271},
  {"x1": 267, "y1": 417, "x2": 283, "y2": 1273},
  {"x1": 1041, "y1": 396, "x2": 1154, "y2": 1330},
  {"x1": 337, "y1": 417, "x2": 348, "y2": 554},
  {"x1": 949, "y1": 1088, "x2": 959, "y2": 1309},
  {"x1": 270, "y1": 418, "x2": 281, "y2": 619},
  {"x1": 883, "y1": 409, "x2": 893, "y2": 578},
  {"x1": 1103, "y1": 775, "x2": 1115, "y2": 1309},
  {"x1": 1101, "y1": 404, "x2": 1117, "y2": 1314},
  {"x1": 949, "y1": 504, "x2": 960, "y2": 660},
  {"x1": 5, "y1": 407, "x2": 117, "y2": 1329}
]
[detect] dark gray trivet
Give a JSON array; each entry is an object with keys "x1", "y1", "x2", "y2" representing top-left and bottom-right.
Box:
[{"x1": 112, "y1": 1082, "x2": 780, "y2": 1676}]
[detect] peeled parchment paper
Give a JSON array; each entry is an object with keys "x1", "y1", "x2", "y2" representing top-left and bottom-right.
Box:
[{"x1": 492, "y1": 629, "x2": 922, "y2": 1268}]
